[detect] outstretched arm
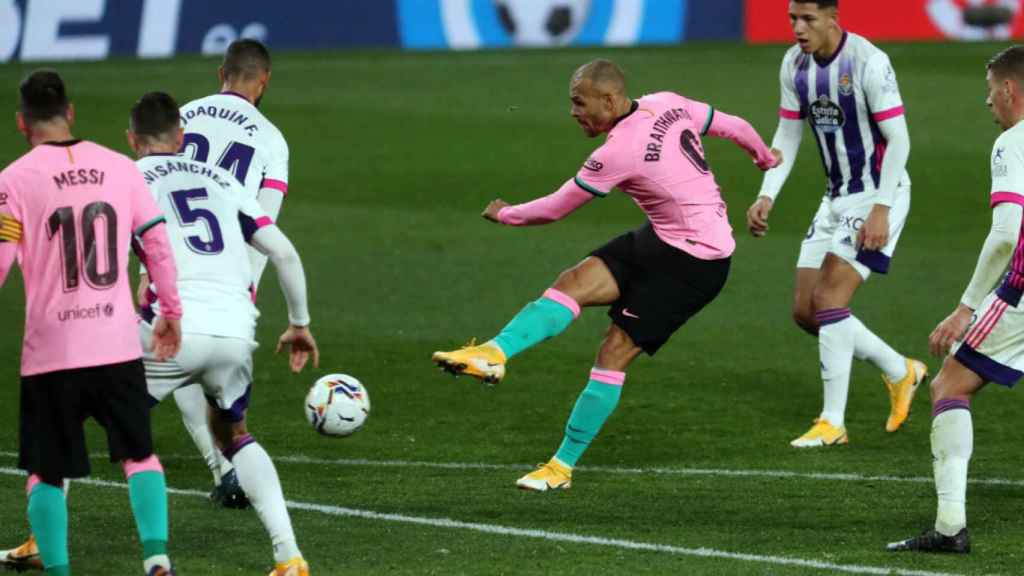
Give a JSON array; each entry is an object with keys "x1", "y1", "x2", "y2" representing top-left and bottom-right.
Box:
[
  {"x1": 249, "y1": 223, "x2": 319, "y2": 373},
  {"x1": 485, "y1": 178, "x2": 596, "y2": 226},
  {"x1": 758, "y1": 118, "x2": 804, "y2": 202},
  {"x1": 706, "y1": 110, "x2": 782, "y2": 171},
  {"x1": 249, "y1": 224, "x2": 310, "y2": 328}
]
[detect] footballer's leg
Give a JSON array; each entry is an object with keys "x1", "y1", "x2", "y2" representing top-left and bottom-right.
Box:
[
  {"x1": 99, "y1": 360, "x2": 175, "y2": 575},
  {"x1": 794, "y1": 195, "x2": 923, "y2": 446},
  {"x1": 2, "y1": 478, "x2": 70, "y2": 572},
  {"x1": 172, "y1": 385, "x2": 247, "y2": 508},
  {"x1": 792, "y1": 267, "x2": 820, "y2": 335},
  {"x1": 517, "y1": 324, "x2": 641, "y2": 492},
  {"x1": 433, "y1": 256, "x2": 619, "y2": 384},
  {"x1": 122, "y1": 456, "x2": 174, "y2": 574},
  {"x1": 888, "y1": 357, "x2": 982, "y2": 553},
  {"x1": 205, "y1": 340, "x2": 306, "y2": 575},
  {"x1": 210, "y1": 415, "x2": 307, "y2": 575}
]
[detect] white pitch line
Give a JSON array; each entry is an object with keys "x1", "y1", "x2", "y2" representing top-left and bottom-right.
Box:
[
  {"x1": 4, "y1": 451, "x2": 1017, "y2": 488},
  {"x1": 0, "y1": 467, "x2": 975, "y2": 576}
]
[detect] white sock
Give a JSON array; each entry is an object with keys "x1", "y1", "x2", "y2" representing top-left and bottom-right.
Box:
[
  {"x1": 817, "y1": 311, "x2": 855, "y2": 428},
  {"x1": 173, "y1": 385, "x2": 224, "y2": 486},
  {"x1": 932, "y1": 405, "x2": 973, "y2": 536},
  {"x1": 143, "y1": 554, "x2": 171, "y2": 574},
  {"x1": 232, "y1": 442, "x2": 302, "y2": 563},
  {"x1": 849, "y1": 315, "x2": 907, "y2": 382}
]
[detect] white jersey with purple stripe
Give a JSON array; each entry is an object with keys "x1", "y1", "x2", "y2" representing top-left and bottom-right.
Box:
[
  {"x1": 179, "y1": 93, "x2": 289, "y2": 206},
  {"x1": 779, "y1": 31, "x2": 910, "y2": 198},
  {"x1": 990, "y1": 120, "x2": 1024, "y2": 306},
  {"x1": 137, "y1": 155, "x2": 271, "y2": 340}
]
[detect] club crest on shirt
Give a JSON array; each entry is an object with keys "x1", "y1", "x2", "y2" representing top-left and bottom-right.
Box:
[
  {"x1": 809, "y1": 95, "x2": 845, "y2": 133},
  {"x1": 838, "y1": 73, "x2": 854, "y2": 97}
]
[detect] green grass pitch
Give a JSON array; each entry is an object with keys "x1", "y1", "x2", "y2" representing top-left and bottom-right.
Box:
[{"x1": 0, "y1": 41, "x2": 1021, "y2": 575}]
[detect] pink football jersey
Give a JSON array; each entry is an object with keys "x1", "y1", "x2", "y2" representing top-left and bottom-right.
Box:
[
  {"x1": 0, "y1": 140, "x2": 173, "y2": 376},
  {"x1": 574, "y1": 92, "x2": 735, "y2": 260}
]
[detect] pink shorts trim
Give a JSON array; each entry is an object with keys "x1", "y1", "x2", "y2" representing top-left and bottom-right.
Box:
[
  {"x1": 122, "y1": 455, "x2": 164, "y2": 478},
  {"x1": 543, "y1": 288, "x2": 581, "y2": 319},
  {"x1": 254, "y1": 216, "x2": 274, "y2": 228},
  {"x1": 26, "y1": 475, "x2": 41, "y2": 496},
  {"x1": 873, "y1": 106, "x2": 905, "y2": 122},
  {"x1": 991, "y1": 191, "x2": 1024, "y2": 207},
  {"x1": 261, "y1": 178, "x2": 289, "y2": 196},
  {"x1": 779, "y1": 108, "x2": 803, "y2": 120},
  {"x1": 590, "y1": 367, "x2": 626, "y2": 386}
]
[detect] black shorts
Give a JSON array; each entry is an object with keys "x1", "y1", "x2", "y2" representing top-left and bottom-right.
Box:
[
  {"x1": 19, "y1": 359, "x2": 154, "y2": 482},
  {"x1": 591, "y1": 223, "x2": 730, "y2": 355}
]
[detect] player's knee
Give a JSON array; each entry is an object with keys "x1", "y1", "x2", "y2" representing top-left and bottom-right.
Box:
[
  {"x1": 552, "y1": 267, "x2": 583, "y2": 296},
  {"x1": 791, "y1": 307, "x2": 818, "y2": 334},
  {"x1": 596, "y1": 328, "x2": 640, "y2": 370},
  {"x1": 930, "y1": 358, "x2": 966, "y2": 404}
]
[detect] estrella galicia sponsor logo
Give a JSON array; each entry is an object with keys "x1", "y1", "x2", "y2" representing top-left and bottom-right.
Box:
[
  {"x1": 993, "y1": 147, "x2": 1008, "y2": 178},
  {"x1": 584, "y1": 157, "x2": 604, "y2": 172},
  {"x1": 57, "y1": 303, "x2": 114, "y2": 322},
  {"x1": 810, "y1": 95, "x2": 845, "y2": 134}
]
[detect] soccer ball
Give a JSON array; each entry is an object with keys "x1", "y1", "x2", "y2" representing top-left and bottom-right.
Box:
[
  {"x1": 493, "y1": 0, "x2": 591, "y2": 46},
  {"x1": 305, "y1": 374, "x2": 370, "y2": 437}
]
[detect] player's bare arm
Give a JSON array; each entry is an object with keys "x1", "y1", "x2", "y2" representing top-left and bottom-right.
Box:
[
  {"x1": 276, "y1": 325, "x2": 319, "y2": 373},
  {"x1": 151, "y1": 316, "x2": 182, "y2": 361},
  {"x1": 746, "y1": 196, "x2": 774, "y2": 237},
  {"x1": 929, "y1": 305, "x2": 973, "y2": 358},
  {"x1": 136, "y1": 271, "x2": 150, "y2": 308},
  {"x1": 483, "y1": 199, "x2": 510, "y2": 222},
  {"x1": 858, "y1": 204, "x2": 891, "y2": 250}
]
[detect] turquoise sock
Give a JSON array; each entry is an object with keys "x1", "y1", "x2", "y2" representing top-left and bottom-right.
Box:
[
  {"x1": 493, "y1": 296, "x2": 576, "y2": 359},
  {"x1": 27, "y1": 482, "x2": 69, "y2": 572},
  {"x1": 47, "y1": 567, "x2": 71, "y2": 576},
  {"x1": 127, "y1": 471, "x2": 169, "y2": 559},
  {"x1": 554, "y1": 379, "x2": 623, "y2": 467}
]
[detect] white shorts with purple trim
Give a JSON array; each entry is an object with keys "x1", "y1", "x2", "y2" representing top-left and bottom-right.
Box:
[
  {"x1": 140, "y1": 323, "x2": 257, "y2": 420},
  {"x1": 952, "y1": 291, "x2": 1024, "y2": 387},
  {"x1": 797, "y1": 184, "x2": 911, "y2": 280}
]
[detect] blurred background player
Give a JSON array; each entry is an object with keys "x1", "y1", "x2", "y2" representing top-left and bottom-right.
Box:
[
  {"x1": 745, "y1": 0, "x2": 928, "y2": 447},
  {"x1": 128, "y1": 91, "x2": 316, "y2": 575},
  {"x1": 433, "y1": 59, "x2": 780, "y2": 491},
  {"x1": 888, "y1": 45, "x2": 1024, "y2": 555},
  {"x1": 0, "y1": 70, "x2": 182, "y2": 576},
  {"x1": 139, "y1": 38, "x2": 291, "y2": 507}
]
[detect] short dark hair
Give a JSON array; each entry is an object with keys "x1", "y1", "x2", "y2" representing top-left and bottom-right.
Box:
[
  {"x1": 222, "y1": 39, "x2": 271, "y2": 82},
  {"x1": 988, "y1": 46, "x2": 1024, "y2": 83},
  {"x1": 793, "y1": 0, "x2": 838, "y2": 8},
  {"x1": 130, "y1": 92, "x2": 180, "y2": 142},
  {"x1": 19, "y1": 69, "x2": 69, "y2": 124}
]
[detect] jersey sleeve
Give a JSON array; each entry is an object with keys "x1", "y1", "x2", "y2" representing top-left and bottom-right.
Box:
[
  {"x1": 863, "y1": 52, "x2": 905, "y2": 122},
  {"x1": 779, "y1": 52, "x2": 804, "y2": 120},
  {"x1": 238, "y1": 193, "x2": 274, "y2": 244},
  {"x1": 259, "y1": 132, "x2": 289, "y2": 196},
  {"x1": 129, "y1": 169, "x2": 166, "y2": 236},
  {"x1": 573, "y1": 137, "x2": 634, "y2": 198},
  {"x1": 990, "y1": 135, "x2": 1024, "y2": 207},
  {"x1": 0, "y1": 174, "x2": 21, "y2": 286},
  {"x1": 682, "y1": 98, "x2": 716, "y2": 136}
]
